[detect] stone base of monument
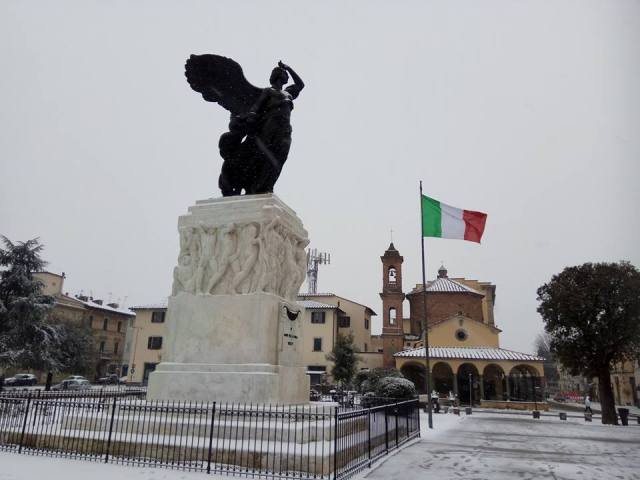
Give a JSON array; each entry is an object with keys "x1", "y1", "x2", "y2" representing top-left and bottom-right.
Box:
[{"x1": 147, "y1": 194, "x2": 310, "y2": 404}]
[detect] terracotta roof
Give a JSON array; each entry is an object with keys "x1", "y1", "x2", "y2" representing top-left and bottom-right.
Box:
[
  {"x1": 409, "y1": 277, "x2": 483, "y2": 295},
  {"x1": 79, "y1": 298, "x2": 136, "y2": 317},
  {"x1": 297, "y1": 300, "x2": 339, "y2": 310},
  {"x1": 130, "y1": 302, "x2": 168, "y2": 310},
  {"x1": 394, "y1": 346, "x2": 544, "y2": 362}
]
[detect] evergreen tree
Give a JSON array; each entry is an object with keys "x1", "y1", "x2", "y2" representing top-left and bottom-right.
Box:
[
  {"x1": 0, "y1": 237, "x2": 68, "y2": 374},
  {"x1": 326, "y1": 333, "x2": 360, "y2": 387},
  {"x1": 537, "y1": 261, "x2": 640, "y2": 425}
]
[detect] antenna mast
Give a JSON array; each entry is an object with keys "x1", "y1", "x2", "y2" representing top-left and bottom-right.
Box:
[{"x1": 306, "y1": 248, "x2": 331, "y2": 294}]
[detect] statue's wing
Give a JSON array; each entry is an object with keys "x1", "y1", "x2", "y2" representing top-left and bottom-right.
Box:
[{"x1": 185, "y1": 54, "x2": 262, "y2": 115}]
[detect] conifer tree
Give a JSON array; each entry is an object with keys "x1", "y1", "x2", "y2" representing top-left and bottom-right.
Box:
[
  {"x1": 326, "y1": 333, "x2": 360, "y2": 387},
  {"x1": 0, "y1": 237, "x2": 69, "y2": 375}
]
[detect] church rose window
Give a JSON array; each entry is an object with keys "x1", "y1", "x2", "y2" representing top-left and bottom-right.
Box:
[{"x1": 455, "y1": 329, "x2": 468, "y2": 342}]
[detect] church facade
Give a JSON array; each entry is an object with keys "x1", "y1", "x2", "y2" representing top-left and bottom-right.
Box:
[{"x1": 378, "y1": 243, "x2": 545, "y2": 406}]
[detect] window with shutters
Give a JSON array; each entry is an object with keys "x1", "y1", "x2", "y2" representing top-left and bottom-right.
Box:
[{"x1": 148, "y1": 336, "x2": 163, "y2": 350}]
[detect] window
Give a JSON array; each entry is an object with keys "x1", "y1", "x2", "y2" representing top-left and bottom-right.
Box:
[
  {"x1": 148, "y1": 336, "x2": 163, "y2": 350},
  {"x1": 114, "y1": 342, "x2": 119, "y2": 354},
  {"x1": 311, "y1": 311, "x2": 326, "y2": 324},
  {"x1": 313, "y1": 338, "x2": 322, "y2": 352},
  {"x1": 389, "y1": 307, "x2": 397, "y2": 325},
  {"x1": 151, "y1": 311, "x2": 166, "y2": 323},
  {"x1": 117, "y1": 321, "x2": 122, "y2": 333},
  {"x1": 99, "y1": 341, "x2": 105, "y2": 353},
  {"x1": 365, "y1": 317, "x2": 369, "y2": 329},
  {"x1": 338, "y1": 316, "x2": 351, "y2": 328},
  {"x1": 364, "y1": 343, "x2": 368, "y2": 352},
  {"x1": 103, "y1": 318, "x2": 108, "y2": 330}
]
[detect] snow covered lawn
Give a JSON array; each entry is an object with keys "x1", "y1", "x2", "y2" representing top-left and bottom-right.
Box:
[
  {"x1": 361, "y1": 411, "x2": 640, "y2": 480},
  {"x1": 0, "y1": 452, "x2": 217, "y2": 480}
]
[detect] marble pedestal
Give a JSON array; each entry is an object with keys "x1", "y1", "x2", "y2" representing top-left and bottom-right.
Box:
[{"x1": 147, "y1": 194, "x2": 310, "y2": 403}]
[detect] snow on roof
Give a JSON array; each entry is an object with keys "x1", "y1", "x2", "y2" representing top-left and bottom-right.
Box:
[
  {"x1": 297, "y1": 293, "x2": 336, "y2": 297},
  {"x1": 297, "y1": 300, "x2": 339, "y2": 310},
  {"x1": 130, "y1": 301, "x2": 168, "y2": 310},
  {"x1": 79, "y1": 298, "x2": 136, "y2": 317},
  {"x1": 409, "y1": 277, "x2": 483, "y2": 295},
  {"x1": 394, "y1": 346, "x2": 544, "y2": 362}
]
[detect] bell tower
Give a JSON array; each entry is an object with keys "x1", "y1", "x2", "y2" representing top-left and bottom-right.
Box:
[{"x1": 379, "y1": 243, "x2": 405, "y2": 368}]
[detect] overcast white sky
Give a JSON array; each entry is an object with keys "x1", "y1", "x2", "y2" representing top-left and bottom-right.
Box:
[{"x1": 1, "y1": 1, "x2": 638, "y2": 354}]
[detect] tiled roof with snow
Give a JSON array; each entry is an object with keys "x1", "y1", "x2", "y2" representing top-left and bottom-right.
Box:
[
  {"x1": 297, "y1": 293, "x2": 336, "y2": 298},
  {"x1": 130, "y1": 301, "x2": 168, "y2": 310},
  {"x1": 79, "y1": 298, "x2": 136, "y2": 317},
  {"x1": 409, "y1": 278, "x2": 483, "y2": 295},
  {"x1": 297, "y1": 300, "x2": 339, "y2": 310},
  {"x1": 394, "y1": 346, "x2": 543, "y2": 362}
]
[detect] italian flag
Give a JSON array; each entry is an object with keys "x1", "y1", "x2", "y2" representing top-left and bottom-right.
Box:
[{"x1": 421, "y1": 195, "x2": 487, "y2": 243}]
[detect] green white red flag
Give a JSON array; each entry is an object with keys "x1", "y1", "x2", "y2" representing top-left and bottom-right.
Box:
[{"x1": 421, "y1": 194, "x2": 487, "y2": 243}]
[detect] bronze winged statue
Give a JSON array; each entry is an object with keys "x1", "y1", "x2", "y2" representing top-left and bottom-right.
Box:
[{"x1": 185, "y1": 55, "x2": 304, "y2": 196}]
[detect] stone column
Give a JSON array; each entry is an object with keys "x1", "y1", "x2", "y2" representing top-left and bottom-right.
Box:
[{"x1": 478, "y1": 374, "x2": 484, "y2": 401}]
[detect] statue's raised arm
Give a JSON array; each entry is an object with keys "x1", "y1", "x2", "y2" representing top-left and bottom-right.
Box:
[{"x1": 185, "y1": 54, "x2": 304, "y2": 197}]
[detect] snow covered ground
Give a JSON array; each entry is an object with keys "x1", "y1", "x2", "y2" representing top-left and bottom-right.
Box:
[
  {"x1": 2, "y1": 411, "x2": 638, "y2": 480},
  {"x1": 361, "y1": 410, "x2": 640, "y2": 480}
]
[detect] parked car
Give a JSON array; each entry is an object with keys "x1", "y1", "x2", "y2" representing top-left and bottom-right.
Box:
[
  {"x1": 4, "y1": 373, "x2": 37, "y2": 386},
  {"x1": 64, "y1": 375, "x2": 88, "y2": 382},
  {"x1": 97, "y1": 374, "x2": 121, "y2": 385},
  {"x1": 309, "y1": 389, "x2": 321, "y2": 401},
  {"x1": 51, "y1": 379, "x2": 92, "y2": 391}
]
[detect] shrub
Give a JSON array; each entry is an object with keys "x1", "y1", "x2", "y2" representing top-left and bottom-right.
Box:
[
  {"x1": 375, "y1": 377, "x2": 417, "y2": 400},
  {"x1": 354, "y1": 368, "x2": 404, "y2": 394}
]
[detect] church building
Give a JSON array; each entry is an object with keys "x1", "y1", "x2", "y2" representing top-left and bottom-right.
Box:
[{"x1": 379, "y1": 243, "x2": 545, "y2": 407}]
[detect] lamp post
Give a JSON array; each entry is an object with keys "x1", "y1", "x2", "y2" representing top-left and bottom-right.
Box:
[{"x1": 469, "y1": 373, "x2": 473, "y2": 407}]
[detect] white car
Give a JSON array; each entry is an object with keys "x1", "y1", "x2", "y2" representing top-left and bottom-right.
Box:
[{"x1": 51, "y1": 379, "x2": 92, "y2": 391}]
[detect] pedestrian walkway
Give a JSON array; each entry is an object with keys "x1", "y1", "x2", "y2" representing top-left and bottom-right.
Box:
[{"x1": 360, "y1": 412, "x2": 640, "y2": 480}]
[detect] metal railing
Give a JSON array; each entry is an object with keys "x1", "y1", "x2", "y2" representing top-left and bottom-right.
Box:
[
  {"x1": 0, "y1": 386, "x2": 147, "y2": 400},
  {"x1": 0, "y1": 394, "x2": 419, "y2": 479}
]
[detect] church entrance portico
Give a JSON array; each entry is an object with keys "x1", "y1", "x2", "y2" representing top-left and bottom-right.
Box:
[
  {"x1": 509, "y1": 364, "x2": 542, "y2": 402},
  {"x1": 457, "y1": 363, "x2": 480, "y2": 406},
  {"x1": 483, "y1": 364, "x2": 506, "y2": 400},
  {"x1": 432, "y1": 361, "x2": 455, "y2": 396}
]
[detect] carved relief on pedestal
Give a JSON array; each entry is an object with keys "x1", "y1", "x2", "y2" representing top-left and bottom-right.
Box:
[{"x1": 172, "y1": 215, "x2": 309, "y2": 301}]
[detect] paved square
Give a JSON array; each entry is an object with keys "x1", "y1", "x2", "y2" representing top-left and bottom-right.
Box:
[{"x1": 362, "y1": 412, "x2": 640, "y2": 480}]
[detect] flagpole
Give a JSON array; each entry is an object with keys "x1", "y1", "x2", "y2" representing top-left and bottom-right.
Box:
[{"x1": 419, "y1": 181, "x2": 433, "y2": 429}]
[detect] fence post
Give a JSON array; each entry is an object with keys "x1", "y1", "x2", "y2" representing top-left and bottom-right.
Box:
[
  {"x1": 333, "y1": 406, "x2": 338, "y2": 480},
  {"x1": 405, "y1": 401, "x2": 410, "y2": 439},
  {"x1": 384, "y1": 406, "x2": 389, "y2": 453},
  {"x1": 104, "y1": 397, "x2": 117, "y2": 463},
  {"x1": 395, "y1": 403, "x2": 399, "y2": 447},
  {"x1": 367, "y1": 408, "x2": 372, "y2": 467},
  {"x1": 17, "y1": 393, "x2": 32, "y2": 453},
  {"x1": 206, "y1": 402, "x2": 216, "y2": 474}
]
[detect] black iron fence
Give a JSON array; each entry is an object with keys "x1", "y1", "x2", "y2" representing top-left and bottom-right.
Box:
[
  {"x1": 0, "y1": 394, "x2": 419, "y2": 479},
  {"x1": 0, "y1": 386, "x2": 147, "y2": 400}
]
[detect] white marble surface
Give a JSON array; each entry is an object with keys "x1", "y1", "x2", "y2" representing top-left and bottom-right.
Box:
[{"x1": 148, "y1": 194, "x2": 310, "y2": 404}]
